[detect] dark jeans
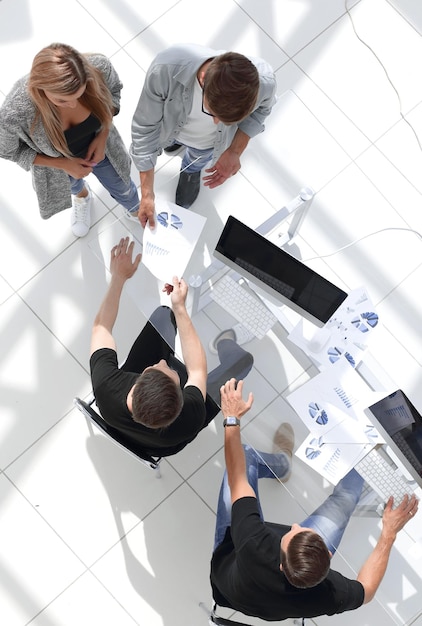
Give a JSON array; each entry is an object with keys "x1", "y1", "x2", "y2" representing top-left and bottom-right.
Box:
[{"x1": 121, "y1": 306, "x2": 254, "y2": 405}]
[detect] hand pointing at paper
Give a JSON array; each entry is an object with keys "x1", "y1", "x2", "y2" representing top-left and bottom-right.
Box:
[{"x1": 142, "y1": 201, "x2": 206, "y2": 283}]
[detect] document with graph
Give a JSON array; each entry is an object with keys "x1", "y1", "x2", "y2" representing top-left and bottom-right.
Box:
[
  {"x1": 295, "y1": 428, "x2": 375, "y2": 485},
  {"x1": 142, "y1": 199, "x2": 206, "y2": 282},
  {"x1": 287, "y1": 360, "x2": 384, "y2": 484}
]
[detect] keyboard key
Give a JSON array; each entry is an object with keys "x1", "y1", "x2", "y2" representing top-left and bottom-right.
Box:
[
  {"x1": 355, "y1": 447, "x2": 417, "y2": 507},
  {"x1": 210, "y1": 274, "x2": 277, "y2": 340}
]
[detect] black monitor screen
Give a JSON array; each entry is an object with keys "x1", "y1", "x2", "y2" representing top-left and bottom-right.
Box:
[
  {"x1": 368, "y1": 390, "x2": 422, "y2": 480},
  {"x1": 214, "y1": 216, "x2": 347, "y2": 325}
]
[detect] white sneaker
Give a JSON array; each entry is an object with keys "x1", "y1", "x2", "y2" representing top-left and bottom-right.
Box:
[
  {"x1": 124, "y1": 209, "x2": 139, "y2": 223},
  {"x1": 71, "y1": 184, "x2": 91, "y2": 237}
]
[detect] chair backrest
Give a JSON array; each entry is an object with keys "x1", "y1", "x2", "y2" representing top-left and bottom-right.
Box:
[
  {"x1": 204, "y1": 603, "x2": 306, "y2": 626},
  {"x1": 74, "y1": 397, "x2": 162, "y2": 475}
]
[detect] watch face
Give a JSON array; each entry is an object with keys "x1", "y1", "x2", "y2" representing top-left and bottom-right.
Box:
[{"x1": 224, "y1": 417, "x2": 240, "y2": 426}]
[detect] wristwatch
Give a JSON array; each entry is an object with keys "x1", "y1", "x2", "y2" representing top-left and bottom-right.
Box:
[{"x1": 223, "y1": 416, "x2": 240, "y2": 427}]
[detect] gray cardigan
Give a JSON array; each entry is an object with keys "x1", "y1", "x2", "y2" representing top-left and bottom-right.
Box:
[{"x1": 0, "y1": 54, "x2": 131, "y2": 218}]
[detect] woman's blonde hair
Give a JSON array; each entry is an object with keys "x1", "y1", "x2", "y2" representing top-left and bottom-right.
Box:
[{"x1": 28, "y1": 43, "x2": 114, "y2": 156}]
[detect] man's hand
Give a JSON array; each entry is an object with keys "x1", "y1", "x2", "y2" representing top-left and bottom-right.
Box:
[
  {"x1": 357, "y1": 492, "x2": 419, "y2": 603},
  {"x1": 110, "y1": 237, "x2": 142, "y2": 280},
  {"x1": 90, "y1": 237, "x2": 141, "y2": 357},
  {"x1": 203, "y1": 148, "x2": 241, "y2": 189},
  {"x1": 220, "y1": 378, "x2": 253, "y2": 419},
  {"x1": 381, "y1": 493, "x2": 419, "y2": 539},
  {"x1": 168, "y1": 276, "x2": 188, "y2": 310},
  {"x1": 138, "y1": 196, "x2": 156, "y2": 229},
  {"x1": 164, "y1": 275, "x2": 206, "y2": 398}
]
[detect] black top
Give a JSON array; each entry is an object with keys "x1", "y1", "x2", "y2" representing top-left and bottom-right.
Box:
[
  {"x1": 64, "y1": 113, "x2": 101, "y2": 158},
  {"x1": 210, "y1": 497, "x2": 364, "y2": 621},
  {"x1": 90, "y1": 348, "x2": 208, "y2": 456}
]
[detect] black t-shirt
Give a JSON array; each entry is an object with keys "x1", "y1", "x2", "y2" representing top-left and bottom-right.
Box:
[
  {"x1": 90, "y1": 348, "x2": 207, "y2": 456},
  {"x1": 210, "y1": 497, "x2": 364, "y2": 621}
]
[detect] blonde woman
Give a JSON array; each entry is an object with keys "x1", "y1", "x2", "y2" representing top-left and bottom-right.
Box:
[{"x1": 0, "y1": 43, "x2": 139, "y2": 236}]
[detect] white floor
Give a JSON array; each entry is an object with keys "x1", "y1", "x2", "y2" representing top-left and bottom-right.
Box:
[{"x1": 1, "y1": 1, "x2": 422, "y2": 625}]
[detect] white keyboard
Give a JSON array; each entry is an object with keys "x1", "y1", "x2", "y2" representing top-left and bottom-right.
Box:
[
  {"x1": 355, "y1": 447, "x2": 416, "y2": 507},
  {"x1": 210, "y1": 274, "x2": 277, "y2": 340}
]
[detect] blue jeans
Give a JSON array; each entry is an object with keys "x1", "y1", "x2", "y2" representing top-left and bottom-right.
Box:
[
  {"x1": 69, "y1": 156, "x2": 139, "y2": 213},
  {"x1": 300, "y1": 469, "x2": 364, "y2": 554},
  {"x1": 214, "y1": 445, "x2": 364, "y2": 554},
  {"x1": 167, "y1": 140, "x2": 213, "y2": 173},
  {"x1": 214, "y1": 445, "x2": 291, "y2": 550}
]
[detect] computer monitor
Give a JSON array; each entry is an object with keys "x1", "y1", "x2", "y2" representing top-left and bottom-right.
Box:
[
  {"x1": 365, "y1": 390, "x2": 422, "y2": 487},
  {"x1": 213, "y1": 216, "x2": 348, "y2": 327}
]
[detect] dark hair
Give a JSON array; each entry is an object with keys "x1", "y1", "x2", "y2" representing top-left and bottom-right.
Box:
[
  {"x1": 280, "y1": 531, "x2": 330, "y2": 589},
  {"x1": 131, "y1": 368, "x2": 183, "y2": 428},
  {"x1": 204, "y1": 52, "x2": 259, "y2": 124}
]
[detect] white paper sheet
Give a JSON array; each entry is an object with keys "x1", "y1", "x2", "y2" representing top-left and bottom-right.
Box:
[
  {"x1": 287, "y1": 360, "x2": 377, "y2": 423},
  {"x1": 288, "y1": 287, "x2": 379, "y2": 367},
  {"x1": 142, "y1": 199, "x2": 206, "y2": 282},
  {"x1": 296, "y1": 433, "x2": 374, "y2": 485},
  {"x1": 287, "y1": 360, "x2": 385, "y2": 484}
]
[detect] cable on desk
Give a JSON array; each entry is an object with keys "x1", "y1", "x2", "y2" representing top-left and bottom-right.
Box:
[
  {"x1": 345, "y1": 0, "x2": 422, "y2": 153},
  {"x1": 303, "y1": 226, "x2": 422, "y2": 263}
]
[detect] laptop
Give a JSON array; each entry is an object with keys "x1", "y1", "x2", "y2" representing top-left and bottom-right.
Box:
[{"x1": 365, "y1": 390, "x2": 422, "y2": 488}]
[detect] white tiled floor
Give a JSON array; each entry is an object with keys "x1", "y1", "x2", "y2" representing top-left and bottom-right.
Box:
[{"x1": 1, "y1": 1, "x2": 422, "y2": 625}]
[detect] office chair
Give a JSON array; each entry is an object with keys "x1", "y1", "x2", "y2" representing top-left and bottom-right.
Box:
[
  {"x1": 74, "y1": 379, "x2": 220, "y2": 478},
  {"x1": 199, "y1": 603, "x2": 254, "y2": 626},
  {"x1": 73, "y1": 395, "x2": 162, "y2": 476},
  {"x1": 200, "y1": 603, "x2": 306, "y2": 626}
]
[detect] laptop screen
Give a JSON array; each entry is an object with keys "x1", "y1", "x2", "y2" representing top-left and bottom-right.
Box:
[{"x1": 366, "y1": 390, "x2": 422, "y2": 484}]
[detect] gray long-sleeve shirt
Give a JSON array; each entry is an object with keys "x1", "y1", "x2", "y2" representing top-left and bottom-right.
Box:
[{"x1": 130, "y1": 44, "x2": 277, "y2": 172}]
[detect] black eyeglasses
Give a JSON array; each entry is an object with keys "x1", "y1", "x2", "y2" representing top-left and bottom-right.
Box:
[{"x1": 201, "y1": 85, "x2": 215, "y2": 118}]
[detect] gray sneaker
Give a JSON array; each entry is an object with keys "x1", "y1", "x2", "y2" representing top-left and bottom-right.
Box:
[
  {"x1": 209, "y1": 329, "x2": 236, "y2": 354},
  {"x1": 273, "y1": 423, "x2": 295, "y2": 458}
]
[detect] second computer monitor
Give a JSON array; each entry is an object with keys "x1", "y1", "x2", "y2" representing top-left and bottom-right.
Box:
[{"x1": 213, "y1": 216, "x2": 348, "y2": 327}]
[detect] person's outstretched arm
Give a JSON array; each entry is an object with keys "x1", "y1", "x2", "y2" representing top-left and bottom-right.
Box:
[
  {"x1": 168, "y1": 276, "x2": 207, "y2": 400},
  {"x1": 90, "y1": 237, "x2": 141, "y2": 356},
  {"x1": 357, "y1": 493, "x2": 419, "y2": 603},
  {"x1": 138, "y1": 169, "x2": 156, "y2": 229},
  {"x1": 220, "y1": 379, "x2": 254, "y2": 503}
]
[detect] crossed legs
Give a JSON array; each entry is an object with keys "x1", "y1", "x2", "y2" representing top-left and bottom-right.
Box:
[{"x1": 213, "y1": 444, "x2": 363, "y2": 555}]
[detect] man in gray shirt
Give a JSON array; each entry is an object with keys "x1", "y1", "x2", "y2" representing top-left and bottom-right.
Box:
[{"x1": 130, "y1": 44, "x2": 276, "y2": 228}]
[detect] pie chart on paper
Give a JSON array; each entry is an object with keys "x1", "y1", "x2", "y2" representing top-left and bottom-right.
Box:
[
  {"x1": 351, "y1": 311, "x2": 379, "y2": 333},
  {"x1": 327, "y1": 346, "x2": 355, "y2": 367},
  {"x1": 308, "y1": 402, "x2": 328, "y2": 426}
]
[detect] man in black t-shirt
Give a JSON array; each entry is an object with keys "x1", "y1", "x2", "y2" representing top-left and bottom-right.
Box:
[
  {"x1": 210, "y1": 379, "x2": 419, "y2": 621},
  {"x1": 89, "y1": 237, "x2": 253, "y2": 456}
]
